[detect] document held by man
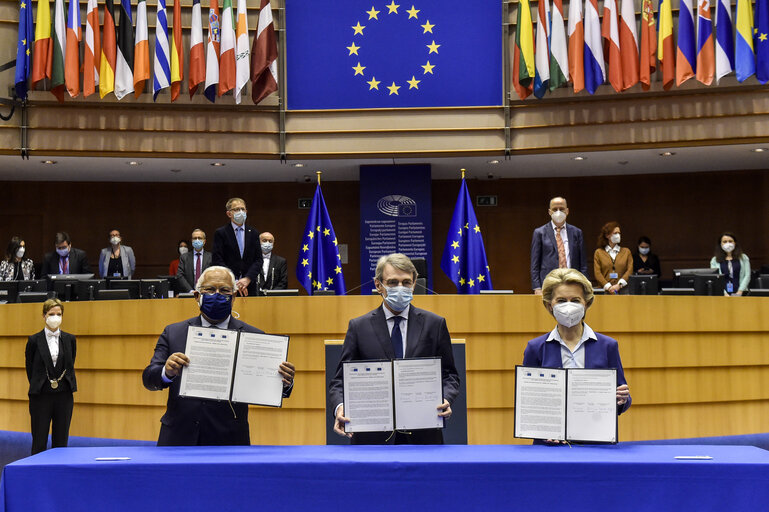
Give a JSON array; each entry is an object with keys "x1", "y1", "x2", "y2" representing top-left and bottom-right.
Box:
[
  {"x1": 231, "y1": 332, "x2": 289, "y2": 407},
  {"x1": 393, "y1": 358, "x2": 444, "y2": 430},
  {"x1": 179, "y1": 327, "x2": 238, "y2": 401}
]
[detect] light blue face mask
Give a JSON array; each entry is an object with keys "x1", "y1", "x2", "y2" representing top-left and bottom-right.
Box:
[
  {"x1": 192, "y1": 239, "x2": 205, "y2": 251},
  {"x1": 384, "y1": 286, "x2": 413, "y2": 312},
  {"x1": 232, "y1": 211, "x2": 247, "y2": 225}
]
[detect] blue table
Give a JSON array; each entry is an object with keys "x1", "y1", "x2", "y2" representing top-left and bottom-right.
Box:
[{"x1": 2, "y1": 444, "x2": 768, "y2": 511}]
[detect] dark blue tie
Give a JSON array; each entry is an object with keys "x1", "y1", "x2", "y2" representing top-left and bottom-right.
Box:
[{"x1": 391, "y1": 316, "x2": 403, "y2": 359}]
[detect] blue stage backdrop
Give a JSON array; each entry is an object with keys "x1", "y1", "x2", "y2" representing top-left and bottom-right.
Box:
[
  {"x1": 285, "y1": 1, "x2": 503, "y2": 110},
  {"x1": 360, "y1": 165, "x2": 432, "y2": 294}
]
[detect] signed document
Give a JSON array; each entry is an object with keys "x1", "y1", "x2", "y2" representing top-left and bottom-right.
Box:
[{"x1": 231, "y1": 332, "x2": 290, "y2": 407}]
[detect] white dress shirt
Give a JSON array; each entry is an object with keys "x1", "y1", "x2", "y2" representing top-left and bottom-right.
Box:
[
  {"x1": 262, "y1": 252, "x2": 271, "y2": 279},
  {"x1": 44, "y1": 327, "x2": 60, "y2": 366}
]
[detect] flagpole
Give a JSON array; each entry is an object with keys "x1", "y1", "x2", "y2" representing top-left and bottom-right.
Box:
[
  {"x1": 316, "y1": 171, "x2": 322, "y2": 185},
  {"x1": 460, "y1": 168, "x2": 466, "y2": 180}
]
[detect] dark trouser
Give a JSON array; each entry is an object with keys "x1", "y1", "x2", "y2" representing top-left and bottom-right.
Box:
[
  {"x1": 29, "y1": 391, "x2": 74, "y2": 455},
  {"x1": 351, "y1": 428, "x2": 444, "y2": 445}
]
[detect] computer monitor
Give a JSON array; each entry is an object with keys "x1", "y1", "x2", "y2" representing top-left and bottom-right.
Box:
[
  {"x1": 157, "y1": 275, "x2": 181, "y2": 295},
  {"x1": 0, "y1": 281, "x2": 19, "y2": 304},
  {"x1": 47, "y1": 273, "x2": 95, "y2": 293},
  {"x1": 52, "y1": 280, "x2": 77, "y2": 302},
  {"x1": 96, "y1": 289, "x2": 131, "y2": 301},
  {"x1": 141, "y1": 279, "x2": 170, "y2": 299},
  {"x1": 74, "y1": 279, "x2": 106, "y2": 301},
  {"x1": 262, "y1": 289, "x2": 300, "y2": 297},
  {"x1": 412, "y1": 258, "x2": 428, "y2": 279},
  {"x1": 18, "y1": 292, "x2": 49, "y2": 303},
  {"x1": 18, "y1": 279, "x2": 47, "y2": 293},
  {"x1": 673, "y1": 268, "x2": 713, "y2": 288},
  {"x1": 749, "y1": 289, "x2": 769, "y2": 297},
  {"x1": 693, "y1": 274, "x2": 725, "y2": 296},
  {"x1": 628, "y1": 275, "x2": 659, "y2": 295}
]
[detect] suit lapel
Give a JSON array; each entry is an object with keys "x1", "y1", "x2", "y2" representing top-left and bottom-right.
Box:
[
  {"x1": 404, "y1": 306, "x2": 424, "y2": 358},
  {"x1": 543, "y1": 339, "x2": 564, "y2": 368},
  {"x1": 370, "y1": 307, "x2": 395, "y2": 359},
  {"x1": 36, "y1": 332, "x2": 56, "y2": 373},
  {"x1": 545, "y1": 223, "x2": 557, "y2": 252},
  {"x1": 225, "y1": 224, "x2": 242, "y2": 262}
]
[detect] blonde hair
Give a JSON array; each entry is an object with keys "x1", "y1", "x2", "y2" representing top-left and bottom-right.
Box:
[
  {"x1": 43, "y1": 298, "x2": 64, "y2": 315},
  {"x1": 375, "y1": 253, "x2": 417, "y2": 282},
  {"x1": 225, "y1": 198, "x2": 246, "y2": 211},
  {"x1": 541, "y1": 268, "x2": 594, "y2": 307}
]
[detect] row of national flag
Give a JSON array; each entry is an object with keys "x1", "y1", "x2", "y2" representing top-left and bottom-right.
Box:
[
  {"x1": 513, "y1": 0, "x2": 769, "y2": 99},
  {"x1": 15, "y1": 0, "x2": 278, "y2": 103}
]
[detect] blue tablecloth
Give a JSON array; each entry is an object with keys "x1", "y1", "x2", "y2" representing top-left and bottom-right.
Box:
[{"x1": 2, "y1": 444, "x2": 768, "y2": 511}]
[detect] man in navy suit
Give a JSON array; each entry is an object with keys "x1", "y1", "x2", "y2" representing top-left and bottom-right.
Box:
[
  {"x1": 530, "y1": 197, "x2": 588, "y2": 294},
  {"x1": 40, "y1": 232, "x2": 92, "y2": 276},
  {"x1": 328, "y1": 253, "x2": 460, "y2": 445},
  {"x1": 142, "y1": 266, "x2": 295, "y2": 446},
  {"x1": 212, "y1": 197, "x2": 262, "y2": 296}
]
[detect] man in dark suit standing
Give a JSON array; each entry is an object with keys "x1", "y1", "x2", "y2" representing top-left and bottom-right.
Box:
[
  {"x1": 177, "y1": 228, "x2": 212, "y2": 292},
  {"x1": 212, "y1": 197, "x2": 262, "y2": 296},
  {"x1": 256, "y1": 232, "x2": 288, "y2": 292},
  {"x1": 530, "y1": 197, "x2": 588, "y2": 294},
  {"x1": 142, "y1": 266, "x2": 295, "y2": 446},
  {"x1": 328, "y1": 253, "x2": 460, "y2": 445},
  {"x1": 40, "y1": 232, "x2": 92, "y2": 276}
]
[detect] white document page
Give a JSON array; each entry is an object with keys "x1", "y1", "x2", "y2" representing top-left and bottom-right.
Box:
[
  {"x1": 231, "y1": 332, "x2": 289, "y2": 407},
  {"x1": 514, "y1": 366, "x2": 566, "y2": 440},
  {"x1": 566, "y1": 368, "x2": 617, "y2": 443},
  {"x1": 393, "y1": 358, "x2": 444, "y2": 431},
  {"x1": 343, "y1": 361, "x2": 394, "y2": 433},
  {"x1": 179, "y1": 327, "x2": 238, "y2": 401}
]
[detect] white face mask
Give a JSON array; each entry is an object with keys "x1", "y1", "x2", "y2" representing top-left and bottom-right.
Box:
[
  {"x1": 46, "y1": 314, "x2": 62, "y2": 330},
  {"x1": 552, "y1": 302, "x2": 585, "y2": 328},
  {"x1": 110, "y1": 236, "x2": 121, "y2": 246},
  {"x1": 16, "y1": 247, "x2": 25, "y2": 259},
  {"x1": 721, "y1": 242, "x2": 735, "y2": 253},
  {"x1": 638, "y1": 247, "x2": 650, "y2": 255},
  {"x1": 179, "y1": 247, "x2": 189, "y2": 256},
  {"x1": 610, "y1": 233, "x2": 621, "y2": 245},
  {"x1": 550, "y1": 210, "x2": 567, "y2": 225}
]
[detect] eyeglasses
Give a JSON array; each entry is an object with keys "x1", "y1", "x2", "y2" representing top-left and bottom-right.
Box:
[
  {"x1": 383, "y1": 279, "x2": 413, "y2": 287},
  {"x1": 199, "y1": 286, "x2": 234, "y2": 296},
  {"x1": 229, "y1": 207, "x2": 246, "y2": 213}
]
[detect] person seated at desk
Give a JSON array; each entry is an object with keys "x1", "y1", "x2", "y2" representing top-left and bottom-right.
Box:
[
  {"x1": 40, "y1": 232, "x2": 91, "y2": 276},
  {"x1": 710, "y1": 232, "x2": 751, "y2": 296},
  {"x1": 522, "y1": 268, "x2": 631, "y2": 444},
  {"x1": 633, "y1": 236, "x2": 661, "y2": 276},
  {"x1": 168, "y1": 239, "x2": 190, "y2": 276},
  {"x1": 98, "y1": 229, "x2": 136, "y2": 279},
  {"x1": 593, "y1": 222, "x2": 633, "y2": 294},
  {"x1": 0, "y1": 236, "x2": 35, "y2": 280},
  {"x1": 177, "y1": 229, "x2": 212, "y2": 292},
  {"x1": 257, "y1": 232, "x2": 288, "y2": 292}
]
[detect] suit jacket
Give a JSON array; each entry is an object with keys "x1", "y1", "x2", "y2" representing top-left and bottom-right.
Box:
[
  {"x1": 257, "y1": 254, "x2": 288, "y2": 291},
  {"x1": 176, "y1": 250, "x2": 213, "y2": 292},
  {"x1": 142, "y1": 316, "x2": 292, "y2": 446},
  {"x1": 594, "y1": 247, "x2": 633, "y2": 288},
  {"x1": 98, "y1": 245, "x2": 136, "y2": 279},
  {"x1": 40, "y1": 248, "x2": 92, "y2": 276},
  {"x1": 26, "y1": 329, "x2": 78, "y2": 395},
  {"x1": 530, "y1": 222, "x2": 588, "y2": 290},
  {"x1": 212, "y1": 223, "x2": 262, "y2": 288}
]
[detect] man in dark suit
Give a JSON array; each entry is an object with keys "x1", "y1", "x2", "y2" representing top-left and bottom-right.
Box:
[
  {"x1": 177, "y1": 228, "x2": 212, "y2": 292},
  {"x1": 530, "y1": 197, "x2": 587, "y2": 294},
  {"x1": 256, "y1": 232, "x2": 288, "y2": 292},
  {"x1": 212, "y1": 197, "x2": 262, "y2": 296},
  {"x1": 40, "y1": 232, "x2": 92, "y2": 276},
  {"x1": 328, "y1": 253, "x2": 460, "y2": 445},
  {"x1": 142, "y1": 266, "x2": 295, "y2": 446}
]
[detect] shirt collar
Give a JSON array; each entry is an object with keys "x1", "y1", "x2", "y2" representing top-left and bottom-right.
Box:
[
  {"x1": 382, "y1": 303, "x2": 410, "y2": 321},
  {"x1": 262, "y1": 252, "x2": 272, "y2": 259},
  {"x1": 200, "y1": 315, "x2": 231, "y2": 329},
  {"x1": 44, "y1": 327, "x2": 59, "y2": 338},
  {"x1": 606, "y1": 244, "x2": 620, "y2": 254},
  {"x1": 231, "y1": 221, "x2": 244, "y2": 231},
  {"x1": 546, "y1": 323, "x2": 597, "y2": 344},
  {"x1": 550, "y1": 221, "x2": 566, "y2": 231},
  {"x1": 194, "y1": 249, "x2": 204, "y2": 256}
]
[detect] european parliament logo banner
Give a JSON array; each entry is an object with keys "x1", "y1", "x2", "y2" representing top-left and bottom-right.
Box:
[{"x1": 285, "y1": 1, "x2": 503, "y2": 109}]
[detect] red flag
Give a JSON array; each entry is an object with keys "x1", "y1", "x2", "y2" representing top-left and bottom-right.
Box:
[
  {"x1": 639, "y1": 0, "x2": 657, "y2": 90},
  {"x1": 170, "y1": 0, "x2": 184, "y2": 100},
  {"x1": 251, "y1": 0, "x2": 278, "y2": 104},
  {"x1": 602, "y1": 0, "x2": 623, "y2": 92}
]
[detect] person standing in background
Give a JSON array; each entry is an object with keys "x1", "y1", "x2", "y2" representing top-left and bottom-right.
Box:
[
  {"x1": 177, "y1": 229, "x2": 212, "y2": 292},
  {"x1": 99, "y1": 229, "x2": 136, "y2": 279},
  {"x1": 257, "y1": 232, "x2": 288, "y2": 292},
  {"x1": 212, "y1": 197, "x2": 262, "y2": 296},
  {"x1": 0, "y1": 236, "x2": 35, "y2": 280},
  {"x1": 40, "y1": 232, "x2": 92, "y2": 276},
  {"x1": 633, "y1": 236, "x2": 661, "y2": 276},
  {"x1": 169, "y1": 239, "x2": 190, "y2": 276},
  {"x1": 710, "y1": 232, "x2": 751, "y2": 296},
  {"x1": 594, "y1": 222, "x2": 633, "y2": 294}
]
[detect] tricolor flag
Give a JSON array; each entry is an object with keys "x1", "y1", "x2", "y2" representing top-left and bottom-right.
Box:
[
  {"x1": 100, "y1": 0, "x2": 117, "y2": 98},
  {"x1": 550, "y1": 0, "x2": 569, "y2": 91},
  {"x1": 234, "y1": 0, "x2": 249, "y2": 104},
  {"x1": 567, "y1": 0, "x2": 584, "y2": 93},
  {"x1": 584, "y1": 0, "x2": 605, "y2": 94},
  {"x1": 15, "y1": 0, "x2": 32, "y2": 100},
  {"x1": 84, "y1": 0, "x2": 100, "y2": 97},
  {"x1": 65, "y1": 0, "x2": 80, "y2": 97},
  {"x1": 189, "y1": 0, "x2": 206, "y2": 97},
  {"x1": 115, "y1": 0, "x2": 134, "y2": 100},
  {"x1": 756, "y1": 0, "x2": 769, "y2": 83},
  {"x1": 735, "y1": 0, "x2": 755, "y2": 81},
  {"x1": 134, "y1": 0, "x2": 149, "y2": 97},
  {"x1": 696, "y1": 0, "x2": 715, "y2": 85},
  {"x1": 513, "y1": 0, "x2": 534, "y2": 100},
  {"x1": 204, "y1": 0, "x2": 221, "y2": 102},
  {"x1": 639, "y1": 0, "x2": 657, "y2": 90},
  {"x1": 153, "y1": 0, "x2": 170, "y2": 100},
  {"x1": 170, "y1": 0, "x2": 184, "y2": 100},
  {"x1": 677, "y1": 0, "x2": 697, "y2": 85},
  {"x1": 533, "y1": 0, "x2": 551, "y2": 98},
  {"x1": 50, "y1": 0, "x2": 66, "y2": 102},
  {"x1": 31, "y1": 0, "x2": 52, "y2": 90},
  {"x1": 619, "y1": 0, "x2": 639, "y2": 90},
  {"x1": 219, "y1": 0, "x2": 236, "y2": 96},
  {"x1": 251, "y1": 0, "x2": 278, "y2": 104},
  {"x1": 658, "y1": 0, "x2": 675, "y2": 89},
  {"x1": 715, "y1": 0, "x2": 735, "y2": 82},
  {"x1": 602, "y1": 0, "x2": 622, "y2": 92}
]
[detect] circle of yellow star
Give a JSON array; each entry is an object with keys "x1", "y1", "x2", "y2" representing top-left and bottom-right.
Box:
[
  {"x1": 421, "y1": 20, "x2": 435, "y2": 33},
  {"x1": 347, "y1": 42, "x2": 360, "y2": 55},
  {"x1": 323, "y1": 228, "x2": 331, "y2": 236},
  {"x1": 367, "y1": 77, "x2": 381, "y2": 90},
  {"x1": 422, "y1": 61, "x2": 435, "y2": 74},
  {"x1": 353, "y1": 62, "x2": 366, "y2": 75},
  {"x1": 406, "y1": 5, "x2": 420, "y2": 18},
  {"x1": 407, "y1": 76, "x2": 421, "y2": 89},
  {"x1": 386, "y1": 1, "x2": 400, "y2": 14},
  {"x1": 352, "y1": 22, "x2": 366, "y2": 35},
  {"x1": 366, "y1": 6, "x2": 380, "y2": 19},
  {"x1": 451, "y1": 255, "x2": 459, "y2": 264},
  {"x1": 451, "y1": 241, "x2": 459, "y2": 249},
  {"x1": 387, "y1": 82, "x2": 401, "y2": 95},
  {"x1": 427, "y1": 40, "x2": 440, "y2": 54}
]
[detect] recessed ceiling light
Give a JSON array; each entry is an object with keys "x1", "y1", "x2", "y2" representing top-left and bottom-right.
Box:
[
  {"x1": 659, "y1": 151, "x2": 676, "y2": 157},
  {"x1": 487, "y1": 159, "x2": 500, "y2": 165},
  {"x1": 170, "y1": 169, "x2": 182, "y2": 173},
  {"x1": 291, "y1": 163, "x2": 306, "y2": 168},
  {"x1": 210, "y1": 162, "x2": 225, "y2": 167},
  {"x1": 572, "y1": 156, "x2": 586, "y2": 161},
  {"x1": 41, "y1": 160, "x2": 57, "y2": 165},
  {"x1": 751, "y1": 148, "x2": 767, "y2": 153},
  {"x1": 127, "y1": 161, "x2": 141, "y2": 166}
]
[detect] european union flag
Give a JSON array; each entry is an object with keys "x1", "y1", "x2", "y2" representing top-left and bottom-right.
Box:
[
  {"x1": 440, "y1": 177, "x2": 492, "y2": 294},
  {"x1": 756, "y1": 0, "x2": 769, "y2": 83},
  {"x1": 285, "y1": 1, "x2": 502, "y2": 109},
  {"x1": 296, "y1": 183, "x2": 347, "y2": 295},
  {"x1": 14, "y1": 0, "x2": 32, "y2": 100}
]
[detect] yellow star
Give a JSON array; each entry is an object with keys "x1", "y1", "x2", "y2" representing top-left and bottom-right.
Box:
[
  {"x1": 353, "y1": 62, "x2": 366, "y2": 75},
  {"x1": 761, "y1": 33, "x2": 768, "y2": 42},
  {"x1": 22, "y1": 38, "x2": 26, "y2": 45},
  {"x1": 459, "y1": 277, "x2": 466, "y2": 286},
  {"x1": 387, "y1": 82, "x2": 401, "y2": 95},
  {"x1": 335, "y1": 266, "x2": 342, "y2": 274},
  {"x1": 407, "y1": 76, "x2": 421, "y2": 89},
  {"x1": 317, "y1": 225, "x2": 321, "y2": 231},
  {"x1": 477, "y1": 274, "x2": 485, "y2": 282},
  {"x1": 326, "y1": 277, "x2": 334, "y2": 285},
  {"x1": 464, "y1": 222, "x2": 469, "y2": 229},
  {"x1": 406, "y1": 5, "x2": 419, "y2": 18},
  {"x1": 301, "y1": 258, "x2": 309, "y2": 267},
  {"x1": 352, "y1": 22, "x2": 366, "y2": 35},
  {"x1": 333, "y1": 237, "x2": 339, "y2": 246},
  {"x1": 422, "y1": 61, "x2": 435, "y2": 74},
  {"x1": 451, "y1": 255, "x2": 459, "y2": 264},
  {"x1": 302, "y1": 244, "x2": 309, "y2": 252},
  {"x1": 457, "y1": 229, "x2": 462, "y2": 236},
  {"x1": 308, "y1": 231, "x2": 314, "y2": 239},
  {"x1": 451, "y1": 241, "x2": 459, "y2": 249},
  {"x1": 312, "y1": 279, "x2": 317, "y2": 288},
  {"x1": 315, "y1": 281, "x2": 323, "y2": 290},
  {"x1": 474, "y1": 224, "x2": 481, "y2": 233},
  {"x1": 20, "y1": 1, "x2": 25, "y2": 7},
  {"x1": 427, "y1": 40, "x2": 440, "y2": 54},
  {"x1": 323, "y1": 228, "x2": 331, "y2": 236},
  {"x1": 347, "y1": 42, "x2": 360, "y2": 55},
  {"x1": 386, "y1": 1, "x2": 400, "y2": 14},
  {"x1": 308, "y1": 271, "x2": 312, "y2": 278},
  {"x1": 468, "y1": 279, "x2": 475, "y2": 287},
  {"x1": 367, "y1": 76, "x2": 381, "y2": 90},
  {"x1": 366, "y1": 6, "x2": 380, "y2": 19},
  {"x1": 26, "y1": 48, "x2": 30, "y2": 55},
  {"x1": 421, "y1": 20, "x2": 435, "y2": 33}
]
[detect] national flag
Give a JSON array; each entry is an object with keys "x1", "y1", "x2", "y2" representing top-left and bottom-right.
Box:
[
  {"x1": 584, "y1": 0, "x2": 605, "y2": 94},
  {"x1": 696, "y1": 0, "x2": 715, "y2": 85},
  {"x1": 84, "y1": 0, "x2": 100, "y2": 97},
  {"x1": 189, "y1": 0, "x2": 205, "y2": 97},
  {"x1": 602, "y1": 0, "x2": 622, "y2": 92},
  {"x1": 31, "y1": 0, "x2": 52, "y2": 90},
  {"x1": 296, "y1": 183, "x2": 347, "y2": 295},
  {"x1": 170, "y1": 0, "x2": 183, "y2": 100},
  {"x1": 234, "y1": 0, "x2": 249, "y2": 104},
  {"x1": 715, "y1": 0, "x2": 735, "y2": 82},
  {"x1": 677, "y1": 0, "x2": 697, "y2": 85},
  {"x1": 153, "y1": 0, "x2": 170, "y2": 100},
  {"x1": 550, "y1": 0, "x2": 569, "y2": 91},
  {"x1": 567, "y1": 0, "x2": 584, "y2": 92},
  {"x1": 115, "y1": 0, "x2": 134, "y2": 99},
  {"x1": 619, "y1": 0, "x2": 640, "y2": 90},
  {"x1": 219, "y1": 0, "x2": 236, "y2": 96},
  {"x1": 134, "y1": 0, "x2": 149, "y2": 97},
  {"x1": 50, "y1": 0, "x2": 66, "y2": 102},
  {"x1": 100, "y1": 0, "x2": 117, "y2": 98},
  {"x1": 64, "y1": 0, "x2": 80, "y2": 97},
  {"x1": 513, "y1": 0, "x2": 534, "y2": 100},
  {"x1": 440, "y1": 177, "x2": 493, "y2": 294},
  {"x1": 756, "y1": 0, "x2": 769, "y2": 83},
  {"x1": 251, "y1": 0, "x2": 278, "y2": 104},
  {"x1": 204, "y1": 0, "x2": 221, "y2": 102},
  {"x1": 639, "y1": 0, "x2": 657, "y2": 90},
  {"x1": 735, "y1": 0, "x2": 755, "y2": 81},
  {"x1": 15, "y1": 0, "x2": 32, "y2": 100},
  {"x1": 533, "y1": 0, "x2": 550, "y2": 98},
  {"x1": 658, "y1": 0, "x2": 675, "y2": 89}
]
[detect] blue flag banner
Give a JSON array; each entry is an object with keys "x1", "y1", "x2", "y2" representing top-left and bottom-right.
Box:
[
  {"x1": 440, "y1": 178, "x2": 492, "y2": 294},
  {"x1": 15, "y1": 0, "x2": 32, "y2": 99},
  {"x1": 756, "y1": 0, "x2": 769, "y2": 83},
  {"x1": 296, "y1": 184, "x2": 347, "y2": 295},
  {"x1": 285, "y1": 1, "x2": 502, "y2": 109}
]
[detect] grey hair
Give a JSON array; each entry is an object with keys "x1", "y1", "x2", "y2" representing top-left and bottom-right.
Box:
[
  {"x1": 195, "y1": 266, "x2": 237, "y2": 292},
  {"x1": 375, "y1": 253, "x2": 417, "y2": 282}
]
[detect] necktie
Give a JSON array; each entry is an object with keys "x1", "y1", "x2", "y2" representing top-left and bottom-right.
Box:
[
  {"x1": 236, "y1": 228, "x2": 244, "y2": 257},
  {"x1": 390, "y1": 316, "x2": 404, "y2": 359},
  {"x1": 61, "y1": 257, "x2": 69, "y2": 274},
  {"x1": 195, "y1": 253, "x2": 202, "y2": 285},
  {"x1": 555, "y1": 226, "x2": 567, "y2": 268}
]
